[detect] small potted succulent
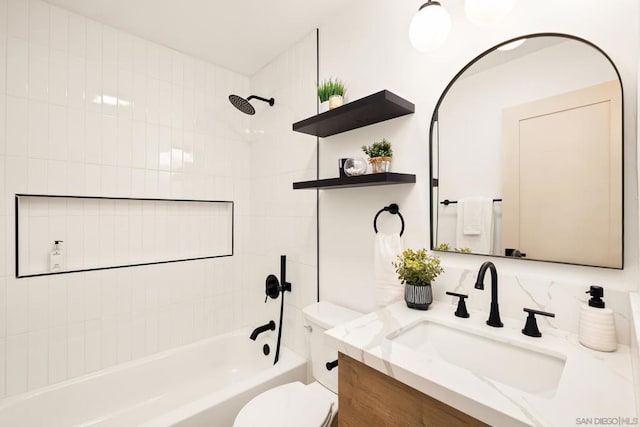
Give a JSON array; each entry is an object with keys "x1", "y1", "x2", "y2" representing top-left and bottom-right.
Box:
[
  {"x1": 393, "y1": 248, "x2": 443, "y2": 310},
  {"x1": 317, "y1": 78, "x2": 346, "y2": 112},
  {"x1": 362, "y1": 139, "x2": 393, "y2": 173}
]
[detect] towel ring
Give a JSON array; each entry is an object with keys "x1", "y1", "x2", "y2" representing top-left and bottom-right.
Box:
[{"x1": 373, "y1": 203, "x2": 405, "y2": 236}]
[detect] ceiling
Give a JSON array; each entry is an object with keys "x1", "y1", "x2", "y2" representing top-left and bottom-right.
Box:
[{"x1": 45, "y1": 0, "x2": 352, "y2": 76}]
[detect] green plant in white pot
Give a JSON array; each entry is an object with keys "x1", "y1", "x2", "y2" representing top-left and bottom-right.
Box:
[
  {"x1": 317, "y1": 78, "x2": 346, "y2": 112},
  {"x1": 393, "y1": 248, "x2": 443, "y2": 310}
]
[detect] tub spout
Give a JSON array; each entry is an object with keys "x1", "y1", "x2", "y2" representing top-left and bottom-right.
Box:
[{"x1": 250, "y1": 320, "x2": 276, "y2": 340}]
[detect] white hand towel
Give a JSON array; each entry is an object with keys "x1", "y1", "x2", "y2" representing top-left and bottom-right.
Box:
[
  {"x1": 462, "y1": 197, "x2": 484, "y2": 235},
  {"x1": 374, "y1": 233, "x2": 403, "y2": 308},
  {"x1": 456, "y1": 197, "x2": 494, "y2": 253}
]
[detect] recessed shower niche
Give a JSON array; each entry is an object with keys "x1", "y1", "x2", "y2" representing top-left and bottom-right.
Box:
[{"x1": 15, "y1": 194, "x2": 234, "y2": 278}]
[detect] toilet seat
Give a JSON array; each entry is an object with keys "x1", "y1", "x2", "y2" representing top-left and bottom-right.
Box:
[{"x1": 233, "y1": 381, "x2": 337, "y2": 427}]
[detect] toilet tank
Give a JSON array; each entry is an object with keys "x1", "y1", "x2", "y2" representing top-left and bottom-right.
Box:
[{"x1": 302, "y1": 302, "x2": 362, "y2": 393}]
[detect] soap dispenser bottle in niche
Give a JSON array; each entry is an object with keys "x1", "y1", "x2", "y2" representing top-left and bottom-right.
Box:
[
  {"x1": 579, "y1": 285, "x2": 617, "y2": 352},
  {"x1": 49, "y1": 240, "x2": 64, "y2": 272}
]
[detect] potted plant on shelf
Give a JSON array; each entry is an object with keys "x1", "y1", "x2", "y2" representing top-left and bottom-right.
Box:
[
  {"x1": 393, "y1": 248, "x2": 443, "y2": 310},
  {"x1": 317, "y1": 78, "x2": 346, "y2": 112},
  {"x1": 362, "y1": 138, "x2": 393, "y2": 173}
]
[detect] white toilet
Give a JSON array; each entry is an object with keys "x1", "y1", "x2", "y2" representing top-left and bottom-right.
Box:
[{"x1": 233, "y1": 301, "x2": 362, "y2": 427}]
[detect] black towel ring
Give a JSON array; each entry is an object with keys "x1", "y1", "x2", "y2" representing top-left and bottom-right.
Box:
[{"x1": 373, "y1": 203, "x2": 405, "y2": 236}]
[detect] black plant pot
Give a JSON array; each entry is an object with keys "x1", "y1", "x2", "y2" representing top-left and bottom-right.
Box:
[{"x1": 404, "y1": 283, "x2": 433, "y2": 310}]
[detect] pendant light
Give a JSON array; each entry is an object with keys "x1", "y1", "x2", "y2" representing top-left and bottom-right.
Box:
[
  {"x1": 409, "y1": 1, "x2": 452, "y2": 53},
  {"x1": 465, "y1": 0, "x2": 516, "y2": 26}
]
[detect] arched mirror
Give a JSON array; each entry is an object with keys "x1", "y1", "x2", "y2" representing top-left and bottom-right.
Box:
[{"x1": 430, "y1": 34, "x2": 623, "y2": 268}]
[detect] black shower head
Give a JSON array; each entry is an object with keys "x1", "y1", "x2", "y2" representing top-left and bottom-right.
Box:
[{"x1": 228, "y1": 94, "x2": 275, "y2": 115}]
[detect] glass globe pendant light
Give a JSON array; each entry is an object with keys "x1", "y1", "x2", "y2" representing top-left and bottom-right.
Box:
[
  {"x1": 465, "y1": 0, "x2": 516, "y2": 26},
  {"x1": 409, "y1": 1, "x2": 452, "y2": 53}
]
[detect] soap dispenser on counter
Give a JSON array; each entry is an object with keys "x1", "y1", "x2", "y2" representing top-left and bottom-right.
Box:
[{"x1": 579, "y1": 285, "x2": 617, "y2": 352}]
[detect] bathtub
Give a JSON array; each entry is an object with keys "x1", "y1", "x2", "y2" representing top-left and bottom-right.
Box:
[{"x1": 0, "y1": 328, "x2": 307, "y2": 427}]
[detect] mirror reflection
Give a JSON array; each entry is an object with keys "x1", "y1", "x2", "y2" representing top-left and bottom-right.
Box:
[{"x1": 431, "y1": 35, "x2": 622, "y2": 268}]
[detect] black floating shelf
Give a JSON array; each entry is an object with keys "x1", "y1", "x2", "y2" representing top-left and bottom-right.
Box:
[
  {"x1": 292, "y1": 90, "x2": 415, "y2": 138},
  {"x1": 293, "y1": 172, "x2": 416, "y2": 190}
]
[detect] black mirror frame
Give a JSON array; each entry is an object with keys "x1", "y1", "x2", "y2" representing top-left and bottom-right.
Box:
[{"x1": 428, "y1": 32, "x2": 624, "y2": 269}]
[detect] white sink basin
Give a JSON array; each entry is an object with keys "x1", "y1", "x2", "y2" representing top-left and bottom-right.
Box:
[{"x1": 387, "y1": 320, "x2": 566, "y2": 398}]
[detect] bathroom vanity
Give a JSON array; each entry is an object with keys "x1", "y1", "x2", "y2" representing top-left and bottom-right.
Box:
[{"x1": 326, "y1": 301, "x2": 635, "y2": 426}]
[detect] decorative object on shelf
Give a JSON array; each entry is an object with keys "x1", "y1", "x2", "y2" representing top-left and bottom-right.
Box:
[
  {"x1": 343, "y1": 158, "x2": 368, "y2": 177},
  {"x1": 317, "y1": 78, "x2": 346, "y2": 112},
  {"x1": 362, "y1": 139, "x2": 393, "y2": 173},
  {"x1": 393, "y1": 248, "x2": 443, "y2": 310},
  {"x1": 409, "y1": 1, "x2": 451, "y2": 52}
]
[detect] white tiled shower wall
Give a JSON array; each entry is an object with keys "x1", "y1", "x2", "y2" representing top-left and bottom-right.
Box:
[{"x1": 0, "y1": 0, "x2": 256, "y2": 398}]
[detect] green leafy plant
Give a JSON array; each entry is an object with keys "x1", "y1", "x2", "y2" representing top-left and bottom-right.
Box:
[
  {"x1": 361, "y1": 138, "x2": 393, "y2": 158},
  {"x1": 434, "y1": 243, "x2": 472, "y2": 254},
  {"x1": 317, "y1": 78, "x2": 346, "y2": 102},
  {"x1": 393, "y1": 248, "x2": 443, "y2": 286}
]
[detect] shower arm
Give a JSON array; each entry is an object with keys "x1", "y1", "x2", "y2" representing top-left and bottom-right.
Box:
[{"x1": 247, "y1": 95, "x2": 275, "y2": 106}]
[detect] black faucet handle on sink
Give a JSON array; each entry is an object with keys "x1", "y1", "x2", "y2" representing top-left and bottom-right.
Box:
[
  {"x1": 446, "y1": 292, "x2": 470, "y2": 318},
  {"x1": 522, "y1": 308, "x2": 555, "y2": 338}
]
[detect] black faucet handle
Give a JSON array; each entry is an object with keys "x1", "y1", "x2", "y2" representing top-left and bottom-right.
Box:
[
  {"x1": 522, "y1": 308, "x2": 555, "y2": 337},
  {"x1": 326, "y1": 359, "x2": 338, "y2": 371},
  {"x1": 446, "y1": 292, "x2": 470, "y2": 318}
]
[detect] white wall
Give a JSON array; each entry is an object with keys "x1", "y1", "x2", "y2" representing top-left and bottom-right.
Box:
[
  {"x1": 317, "y1": 0, "x2": 639, "y2": 316},
  {"x1": 0, "y1": 0, "x2": 253, "y2": 398}
]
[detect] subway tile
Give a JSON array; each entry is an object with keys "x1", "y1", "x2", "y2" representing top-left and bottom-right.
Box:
[
  {"x1": 28, "y1": 43, "x2": 49, "y2": 102},
  {"x1": 68, "y1": 13, "x2": 85, "y2": 58},
  {"x1": 28, "y1": 0, "x2": 49, "y2": 46},
  {"x1": 145, "y1": 123, "x2": 158, "y2": 170},
  {"x1": 67, "y1": 321, "x2": 84, "y2": 377},
  {"x1": 84, "y1": 111, "x2": 101, "y2": 164},
  {"x1": 131, "y1": 315, "x2": 145, "y2": 359},
  {"x1": 6, "y1": 333, "x2": 27, "y2": 396},
  {"x1": 101, "y1": 317, "x2": 116, "y2": 368},
  {"x1": 116, "y1": 167, "x2": 131, "y2": 197},
  {"x1": 146, "y1": 42, "x2": 158, "y2": 79},
  {"x1": 132, "y1": 73, "x2": 146, "y2": 122},
  {"x1": 158, "y1": 81, "x2": 171, "y2": 126},
  {"x1": 67, "y1": 56, "x2": 85, "y2": 109},
  {"x1": 7, "y1": 37, "x2": 28, "y2": 98},
  {"x1": 84, "y1": 163, "x2": 101, "y2": 196},
  {"x1": 66, "y1": 162, "x2": 85, "y2": 196},
  {"x1": 27, "y1": 100, "x2": 48, "y2": 159},
  {"x1": 100, "y1": 165, "x2": 117, "y2": 196},
  {"x1": 132, "y1": 37, "x2": 145, "y2": 75},
  {"x1": 157, "y1": 47, "x2": 171, "y2": 82},
  {"x1": 27, "y1": 158, "x2": 48, "y2": 193},
  {"x1": 130, "y1": 168, "x2": 145, "y2": 198},
  {"x1": 101, "y1": 114, "x2": 117, "y2": 166},
  {"x1": 118, "y1": 69, "x2": 133, "y2": 118},
  {"x1": 67, "y1": 108, "x2": 85, "y2": 163},
  {"x1": 49, "y1": 104, "x2": 67, "y2": 161},
  {"x1": 48, "y1": 325, "x2": 67, "y2": 384},
  {"x1": 146, "y1": 77, "x2": 159, "y2": 124},
  {"x1": 116, "y1": 117, "x2": 132, "y2": 167},
  {"x1": 6, "y1": 96, "x2": 27, "y2": 157},
  {"x1": 27, "y1": 328, "x2": 48, "y2": 390},
  {"x1": 0, "y1": 231, "x2": 5, "y2": 284},
  {"x1": 101, "y1": 25, "x2": 117, "y2": 63},
  {"x1": 48, "y1": 275, "x2": 67, "y2": 327},
  {"x1": 0, "y1": 338, "x2": 5, "y2": 399},
  {"x1": 158, "y1": 126, "x2": 170, "y2": 171},
  {"x1": 66, "y1": 273, "x2": 84, "y2": 323},
  {"x1": 84, "y1": 318, "x2": 100, "y2": 373},
  {"x1": 49, "y1": 49, "x2": 68, "y2": 106},
  {"x1": 85, "y1": 60, "x2": 102, "y2": 113},
  {"x1": 117, "y1": 32, "x2": 133, "y2": 72},
  {"x1": 49, "y1": 6, "x2": 68, "y2": 51},
  {"x1": 85, "y1": 19, "x2": 101, "y2": 63},
  {"x1": 28, "y1": 276, "x2": 49, "y2": 331},
  {"x1": 7, "y1": 0, "x2": 27, "y2": 40},
  {"x1": 117, "y1": 318, "x2": 131, "y2": 363},
  {"x1": 47, "y1": 160, "x2": 67, "y2": 195}
]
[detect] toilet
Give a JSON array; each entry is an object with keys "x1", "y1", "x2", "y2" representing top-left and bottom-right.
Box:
[{"x1": 233, "y1": 301, "x2": 362, "y2": 427}]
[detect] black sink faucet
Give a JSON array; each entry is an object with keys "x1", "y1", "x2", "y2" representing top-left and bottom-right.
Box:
[
  {"x1": 474, "y1": 261, "x2": 503, "y2": 327},
  {"x1": 249, "y1": 320, "x2": 276, "y2": 340}
]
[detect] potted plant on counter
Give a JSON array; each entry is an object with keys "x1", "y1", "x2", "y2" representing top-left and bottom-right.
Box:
[
  {"x1": 317, "y1": 78, "x2": 346, "y2": 112},
  {"x1": 393, "y1": 248, "x2": 443, "y2": 310},
  {"x1": 362, "y1": 139, "x2": 393, "y2": 173}
]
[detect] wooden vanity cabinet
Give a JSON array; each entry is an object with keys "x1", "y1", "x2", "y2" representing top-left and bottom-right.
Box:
[{"x1": 337, "y1": 353, "x2": 488, "y2": 427}]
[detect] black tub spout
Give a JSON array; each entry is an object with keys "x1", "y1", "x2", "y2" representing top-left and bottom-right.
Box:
[{"x1": 250, "y1": 320, "x2": 276, "y2": 340}]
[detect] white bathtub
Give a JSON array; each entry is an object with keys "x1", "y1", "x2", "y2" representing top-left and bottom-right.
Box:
[{"x1": 0, "y1": 328, "x2": 307, "y2": 427}]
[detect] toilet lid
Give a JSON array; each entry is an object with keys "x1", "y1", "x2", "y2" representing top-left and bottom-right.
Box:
[{"x1": 233, "y1": 382, "x2": 337, "y2": 427}]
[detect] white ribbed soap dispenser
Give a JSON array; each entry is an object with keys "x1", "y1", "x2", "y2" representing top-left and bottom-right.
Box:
[{"x1": 579, "y1": 285, "x2": 617, "y2": 352}]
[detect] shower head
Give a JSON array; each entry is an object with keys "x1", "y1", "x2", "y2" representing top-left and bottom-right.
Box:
[{"x1": 228, "y1": 94, "x2": 275, "y2": 115}]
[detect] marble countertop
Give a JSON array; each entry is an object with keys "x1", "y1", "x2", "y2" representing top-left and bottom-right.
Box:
[{"x1": 325, "y1": 300, "x2": 636, "y2": 427}]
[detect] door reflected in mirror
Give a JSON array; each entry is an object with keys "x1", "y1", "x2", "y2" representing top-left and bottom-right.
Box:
[{"x1": 430, "y1": 34, "x2": 623, "y2": 268}]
